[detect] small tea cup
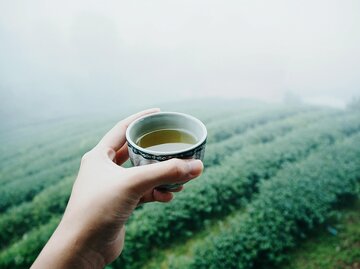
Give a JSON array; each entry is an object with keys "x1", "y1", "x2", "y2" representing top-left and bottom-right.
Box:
[{"x1": 125, "y1": 112, "x2": 207, "y2": 190}]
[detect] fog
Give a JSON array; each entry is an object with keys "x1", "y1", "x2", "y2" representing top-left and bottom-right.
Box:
[{"x1": 1, "y1": 0, "x2": 360, "y2": 126}]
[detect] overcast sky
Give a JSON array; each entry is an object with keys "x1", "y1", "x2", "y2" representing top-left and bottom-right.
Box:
[{"x1": 1, "y1": 0, "x2": 360, "y2": 122}]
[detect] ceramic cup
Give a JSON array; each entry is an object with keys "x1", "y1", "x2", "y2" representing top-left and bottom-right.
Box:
[{"x1": 125, "y1": 112, "x2": 207, "y2": 190}]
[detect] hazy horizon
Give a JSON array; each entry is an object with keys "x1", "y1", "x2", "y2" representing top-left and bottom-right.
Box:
[{"x1": 1, "y1": 0, "x2": 360, "y2": 126}]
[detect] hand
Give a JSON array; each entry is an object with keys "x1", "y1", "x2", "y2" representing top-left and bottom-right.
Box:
[{"x1": 31, "y1": 108, "x2": 203, "y2": 269}]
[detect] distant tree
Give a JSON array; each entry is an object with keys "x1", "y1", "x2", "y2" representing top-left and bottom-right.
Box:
[
  {"x1": 282, "y1": 91, "x2": 303, "y2": 105},
  {"x1": 346, "y1": 96, "x2": 360, "y2": 111}
]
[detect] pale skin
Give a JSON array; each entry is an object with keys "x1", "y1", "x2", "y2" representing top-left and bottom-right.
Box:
[{"x1": 31, "y1": 108, "x2": 203, "y2": 269}]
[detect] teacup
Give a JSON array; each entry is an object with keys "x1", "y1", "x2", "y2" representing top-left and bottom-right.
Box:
[{"x1": 125, "y1": 112, "x2": 207, "y2": 190}]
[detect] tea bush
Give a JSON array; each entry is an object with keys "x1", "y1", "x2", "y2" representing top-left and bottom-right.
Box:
[
  {"x1": 113, "y1": 113, "x2": 360, "y2": 269},
  {"x1": 0, "y1": 177, "x2": 73, "y2": 249},
  {"x1": 0, "y1": 217, "x2": 61, "y2": 268},
  {"x1": 0, "y1": 105, "x2": 358, "y2": 269},
  {"x1": 0, "y1": 157, "x2": 79, "y2": 212},
  {"x1": 205, "y1": 106, "x2": 310, "y2": 143},
  {"x1": 0, "y1": 106, "x2": 304, "y2": 213},
  {"x1": 0, "y1": 117, "x2": 107, "y2": 182},
  {"x1": 203, "y1": 109, "x2": 336, "y2": 167},
  {"x1": 189, "y1": 134, "x2": 360, "y2": 269},
  {"x1": 0, "y1": 107, "x2": 312, "y2": 250}
]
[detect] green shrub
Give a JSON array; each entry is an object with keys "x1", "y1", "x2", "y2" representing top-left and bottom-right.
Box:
[
  {"x1": 0, "y1": 106, "x2": 306, "y2": 212},
  {"x1": 0, "y1": 177, "x2": 73, "y2": 249},
  {"x1": 189, "y1": 134, "x2": 360, "y2": 269},
  {"x1": 0, "y1": 216, "x2": 61, "y2": 269},
  {"x1": 113, "y1": 113, "x2": 360, "y2": 269},
  {"x1": 0, "y1": 107, "x2": 315, "y2": 250},
  {"x1": 0, "y1": 107, "x2": 357, "y2": 269}
]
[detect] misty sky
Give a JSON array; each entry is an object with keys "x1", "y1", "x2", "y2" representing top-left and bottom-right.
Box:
[{"x1": 1, "y1": 0, "x2": 360, "y2": 121}]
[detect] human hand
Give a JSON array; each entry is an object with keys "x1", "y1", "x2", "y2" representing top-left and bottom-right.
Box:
[{"x1": 31, "y1": 108, "x2": 203, "y2": 269}]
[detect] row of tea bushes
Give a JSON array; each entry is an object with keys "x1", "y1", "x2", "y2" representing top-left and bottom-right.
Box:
[
  {"x1": 0, "y1": 106, "x2": 303, "y2": 213},
  {"x1": 0, "y1": 116, "x2": 108, "y2": 183},
  {"x1": 0, "y1": 111, "x2": 357, "y2": 269},
  {"x1": 187, "y1": 133, "x2": 360, "y2": 269},
  {"x1": 0, "y1": 177, "x2": 73, "y2": 249},
  {"x1": 205, "y1": 106, "x2": 311, "y2": 143},
  {"x1": 0, "y1": 157, "x2": 79, "y2": 213},
  {"x1": 0, "y1": 216, "x2": 61, "y2": 268},
  {"x1": 2, "y1": 128, "x2": 358, "y2": 269},
  {"x1": 203, "y1": 109, "x2": 337, "y2": 167},
  {"x1": 0, "y1": 105, "x2": 274, "y2": 186},
  {"x1": 0, "y1": 107, "x2": 312, "y2": 248},
  {"x1": 113, "y1": 113, "x2": 360, "y2": 269}
]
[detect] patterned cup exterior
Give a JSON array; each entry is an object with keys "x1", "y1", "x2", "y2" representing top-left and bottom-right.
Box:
[{"x1": 127, "y1": 112, "x2": 206, "y2": 191}]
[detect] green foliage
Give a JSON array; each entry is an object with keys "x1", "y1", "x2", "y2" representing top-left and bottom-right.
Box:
[
  {"x1": 203, "y1": 108, "x2": 336, "y2": 167},
  {"x1": 0, "y1": 105, "x2": 359, "y2": 269},
  {"x1": 279, "y1": 199, "x2": 360, "y2": 269},
  {"x1": 0, "y1": 106, "x2": 305, "y2": 213},
  {"x1": 113, "y1": 112, "x2": 360, "y2": 269},
  {"x1": 0, "y1": 160, "x2": 78, "y2": 212},
  {"x1": 0, "y1": 116, "x2": 108, "y2": 179},
  {"x1": 205, "y1": 106, "x2": 310, "y2": 143},
  {"x1": 188, "y1": 134, "x2": 360, "y2": 269},
  {"x1": 0, "y1": 106, "x2": 312, "y2": 251},
  {"x1": 0, "y1": 119, "x2": 106, "y2": 211},
  {"x1": 0, "y1": 216, "x2": 61, "y2": 269},
  {"x1": 0, "y1": 177, "x2": 73, "y2": 249}
]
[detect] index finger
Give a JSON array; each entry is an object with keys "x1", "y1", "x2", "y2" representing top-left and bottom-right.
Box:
[{"x1": 98, "y1": 108, "x2": 160, "y2": 151}]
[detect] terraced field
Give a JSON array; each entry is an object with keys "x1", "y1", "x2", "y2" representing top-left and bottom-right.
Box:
[{"x1": 0, "y1": 101, "x2": 359, "y2": 269}]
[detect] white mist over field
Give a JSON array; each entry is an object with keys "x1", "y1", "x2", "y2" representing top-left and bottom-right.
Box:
[{"x1": 0, "y1": 0, "x2": 359, "y2": 126}]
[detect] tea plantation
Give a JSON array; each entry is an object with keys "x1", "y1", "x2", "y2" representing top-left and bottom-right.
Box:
[{"x1": 0, "y1": 101, "x2": 359, "y2": 269}]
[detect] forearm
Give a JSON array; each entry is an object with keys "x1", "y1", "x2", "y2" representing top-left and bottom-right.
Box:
[{"x1": 31, "y1": 216, "x2": 106, "y2": 269}]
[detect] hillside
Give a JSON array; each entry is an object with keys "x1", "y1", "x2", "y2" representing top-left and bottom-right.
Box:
[{"x1": 0, "y1": 100, "x2": 359, "y2": 269}]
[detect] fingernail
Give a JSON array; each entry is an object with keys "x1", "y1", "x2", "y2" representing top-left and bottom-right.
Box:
[{"x1": 188, "y1": 159, "x2": 203, "y2": 177}]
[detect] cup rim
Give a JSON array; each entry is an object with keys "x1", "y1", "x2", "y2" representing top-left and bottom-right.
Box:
[{"x1": 125, "y1": 111, "x2": 207, "y2": 156}]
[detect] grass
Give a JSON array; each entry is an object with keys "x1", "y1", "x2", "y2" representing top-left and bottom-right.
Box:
[{"x1": 281, "y1": 199, "x2": 360, "y2": 269}]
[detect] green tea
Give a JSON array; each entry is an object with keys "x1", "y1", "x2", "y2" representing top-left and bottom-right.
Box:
[{"x1": 136, "y1": 129, "x2": 197, "y2": 152}]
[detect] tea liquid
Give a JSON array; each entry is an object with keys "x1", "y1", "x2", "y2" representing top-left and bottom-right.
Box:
[{"x1": 136, "y1": 129, "x2": 197, "y2": 152}]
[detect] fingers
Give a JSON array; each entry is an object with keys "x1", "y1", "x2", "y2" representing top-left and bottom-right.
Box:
[
  {"x1": 139, "y1": 189, "x2": 174, "y2": 204},
  {"x1": 126, "y1": 159, "x2": 203, "y2": 193},
  {"x1": 97, "y1": 108, "x2": 160, "y2": 152},
  {"x1": 114, "y1": 143, "x2": 130, "y2": 165},
  {"x1": 139, "y1": 186, "x2": 183, "y2": 204},
  {"x1": 153, "y1": 190, "x2": 173, "y2": 202}
]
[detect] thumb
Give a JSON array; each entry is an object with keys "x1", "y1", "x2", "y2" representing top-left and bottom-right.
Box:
[{"x1": 125, "y1": 159, "x2": 203, "y2": 193}]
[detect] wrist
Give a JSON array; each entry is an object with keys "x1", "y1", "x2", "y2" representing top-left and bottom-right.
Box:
[
  {"x1": 32, "y1": 215, "x2": 106, "y2": 269},
  {"x1": 57, "y1": 214, "x2": 107, "y2": 268}
]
